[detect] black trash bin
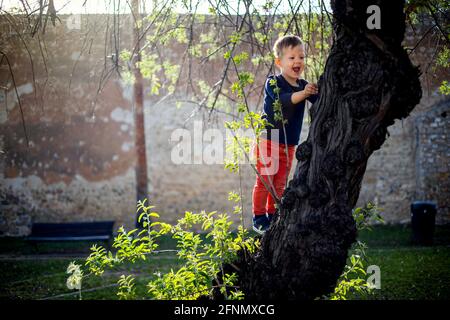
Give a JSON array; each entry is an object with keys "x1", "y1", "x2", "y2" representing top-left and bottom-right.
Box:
[{"x1": 411, "y1": 201, "x2": 437, "y2": 246}]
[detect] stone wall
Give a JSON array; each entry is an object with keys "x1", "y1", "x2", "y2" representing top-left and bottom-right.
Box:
[
  {"x1": 0, "y1": 14, "x2": 449, "y2": 236},
  {"x1": 357, "y1": 94, "x2": 449, "y2": 224},
  {"x1": 356, "y1": 20, "x2": 450, "y2": 224},
  {"x1": 0, "y1": 14, "x2": 260, "y2": 235},
  {"x1": 414, "y1": 100, "x2": 449, "y2": 224},
  {"x1": 0, "y1": 15, "x2": 138, "y2": 235}
]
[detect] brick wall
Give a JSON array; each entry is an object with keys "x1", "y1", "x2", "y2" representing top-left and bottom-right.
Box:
[{"x1": 0, "y1": 14, "x2": 448, "y2": 236}]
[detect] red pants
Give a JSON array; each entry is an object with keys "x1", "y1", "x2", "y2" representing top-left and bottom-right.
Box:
[{"x1": 252, "y1": 138, "x2": 295, "y2": 215}]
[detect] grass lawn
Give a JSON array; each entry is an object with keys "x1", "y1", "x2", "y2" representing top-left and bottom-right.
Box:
[{"x1": 0, "y1": 224, "x2": 449, "y2": 300}]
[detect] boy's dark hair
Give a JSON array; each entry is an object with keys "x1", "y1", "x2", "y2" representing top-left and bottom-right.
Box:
[{"x1": 273, "y1": 35, "x2": 303, "y2": 58}]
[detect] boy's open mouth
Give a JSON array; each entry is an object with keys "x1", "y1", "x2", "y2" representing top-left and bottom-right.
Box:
[{"x1": 293, "y1": 67, "x2": 301, "y2": 73}]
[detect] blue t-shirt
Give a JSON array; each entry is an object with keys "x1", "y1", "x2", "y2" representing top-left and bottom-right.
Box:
[{"x1": 262, "y1": 74, "x2": 319, "y2": 145}]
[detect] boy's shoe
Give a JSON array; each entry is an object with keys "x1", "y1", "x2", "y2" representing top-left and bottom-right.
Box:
[{"x1": 252, "y1": 214, "x2": 270, "y2": 235}]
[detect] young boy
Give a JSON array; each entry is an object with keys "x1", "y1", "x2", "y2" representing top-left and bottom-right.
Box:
[{"x1": 252, "y1": 34, "x2": 319, "y2": 234}]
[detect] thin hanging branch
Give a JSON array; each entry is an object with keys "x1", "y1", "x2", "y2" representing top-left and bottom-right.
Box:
[{"x1": 0, "y1": 51, "x2": 29, "y2": 146}]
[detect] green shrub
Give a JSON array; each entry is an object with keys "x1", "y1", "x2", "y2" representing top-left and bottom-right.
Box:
[{"x1": 66, "y1": 201, "x2": 382, "y2": 300}]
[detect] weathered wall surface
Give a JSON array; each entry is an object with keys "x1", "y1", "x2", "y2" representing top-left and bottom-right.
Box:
[
  {"x1": 0, "y1": 15, "x2": 138, "y2": 235},
  {"x1": 0, "y1": 14, "x2": 448, "y2": 236},
  {"x1": 144, "y1": 101, "x2": 256, "y2": 229},
  {"x1": 357, "y1": 94, "x2": 449, "y2": 224},
  {"x1": 356, "y1": 21, "x2": 450, "y2": 224},
  {"x1": 414, "y1": 99, "x2": 449, "y2": 224},
  {"x1": 0, "y1": 14, "x2": 261, "y2": 235}
]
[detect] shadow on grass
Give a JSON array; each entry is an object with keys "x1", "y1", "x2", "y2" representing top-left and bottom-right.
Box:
[{"x1": 0, "y1": 224, "x2": 449, "y2": 300}]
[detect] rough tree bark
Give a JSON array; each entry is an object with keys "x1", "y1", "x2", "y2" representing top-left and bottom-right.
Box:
[
  {"x1": 132, "y1": 0, "x2": 150, "y2": 229},
  {"x1": 221, "y1": 0, "x2": 422, "y2": 300}
]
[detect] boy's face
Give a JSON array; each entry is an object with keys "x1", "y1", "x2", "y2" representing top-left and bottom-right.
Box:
[{"x1": 275, "y1": 44, "x2": 305, "y2": 81}]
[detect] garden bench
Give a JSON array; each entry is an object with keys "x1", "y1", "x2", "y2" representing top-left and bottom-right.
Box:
[{"x1": 26, "y1": 221, "x2": 115, "y2": 251}]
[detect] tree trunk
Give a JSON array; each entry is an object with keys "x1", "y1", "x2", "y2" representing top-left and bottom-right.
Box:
[
  {"x1": 132, "y1": 0, "x2": 149, "y2": 229},
  {"x1": 228, "y1": 0, "x2": 422, "y2": 300}
]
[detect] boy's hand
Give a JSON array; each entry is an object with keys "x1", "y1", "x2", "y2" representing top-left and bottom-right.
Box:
[
  {"x1": 303, "y1": 83, "x2": 318, "y2": 97},
  {"x1": 291, "y1": 83, "x2": 319, "y2": 104}
]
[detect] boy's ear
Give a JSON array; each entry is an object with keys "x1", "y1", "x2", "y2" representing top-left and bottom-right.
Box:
[{"x1": 274, "y1": 57, "x2": 281, "y2": 68}]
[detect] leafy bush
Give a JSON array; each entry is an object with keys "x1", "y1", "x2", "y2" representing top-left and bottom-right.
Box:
[
  {"x1": 326, "y1": 202, "x2": 384, "y2": 300},
  {"x1": 67, "y1": 198, "x2": 259, "y2": 300},
  {"x1": 66, "y1": 201, "x2": 383, "y2": 300}
]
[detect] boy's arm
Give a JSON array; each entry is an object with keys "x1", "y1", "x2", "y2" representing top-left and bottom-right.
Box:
[
  {"x1": 290, "y1": 90, "x2": 309, "y2": 104},
  {"x1": 264, "y1": 78, "x2": 276, "y2": 118},
  {"x1": 266, "y1": 77, "x2": 317, "y2": 119},
  {"x1": 290, "y1": 83, "x2": 318, "y2": 104},
  {"x1": 266, "y1": 77, "x2": 296, "y2": 119}
]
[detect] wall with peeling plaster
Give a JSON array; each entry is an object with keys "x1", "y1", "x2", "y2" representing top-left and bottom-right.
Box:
[
  {"x1": 356, "y1": 21, "x2": 450, "y2": 224},
  {"x1": 0, "y1": 15, "x2": 139, "y2": 236},
  {"x1": 0, "y1": 15, "x2": 448, "y2": 237}
]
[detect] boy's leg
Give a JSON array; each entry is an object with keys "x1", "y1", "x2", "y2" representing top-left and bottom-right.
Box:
[
  {"x1": 252, "y1": 138, "x2": 276, "y2": 216},
  {"x1": 266, "y1": 145, "x2": 296, "y2": 214},
  {"x1": 252, "y1": 173, "x2": 274, "y2": 215},
  {"x1": 252, "y1": 139, "x2": 279, "y2": 234}
]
